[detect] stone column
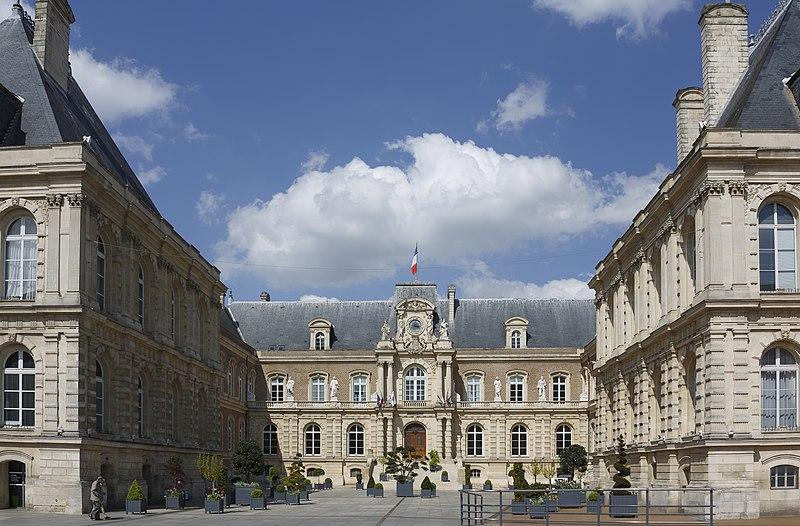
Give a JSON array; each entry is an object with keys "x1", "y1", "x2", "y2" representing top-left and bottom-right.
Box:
[
  {"x1": 377, "y1": 361, "x2": 385, "y2": 397},
  {"x1": 387, "y1": 361, "x2": 395, "y2": 399}
]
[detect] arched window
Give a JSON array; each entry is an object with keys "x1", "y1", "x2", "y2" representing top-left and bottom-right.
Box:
[
  {"x1": 310, "y1": 375, "x2": 326, "y2": 402},
  {"x1": 96, "y1": 238, "x2": 106, "y2": 309},
  {"x1": 247, "y1": 371, "x2": 255, "y2": 402},
  {"x1": 509, "y1": 374, "x2": 524, "y2": 403},
  {"x1": 305, "y1": 423, "x2": 321, "y2": 455},
  {"x1": 761, "y1": 348, "x2": 798, "y2": 430},
  {"x1": 263, "y1": 423, "x2": 279, "y2": 455},
  {"x1": 555, "y1": 424, "x2": 572, "y2": 454},
  {"x1": 169, "y1": 290, "x2": 176, "y2": 340},
  {"x1": 166, "y1": 387, "x2": 175, "y2": 440},
  {"x1": 3, "y1": 349, "x2": 35, "y2": 426},
  {"x1": 270, "y1": 376, "x2": 284, "y2": 402},
  {"x1": 404, "y1": 366, "x2": 426, "y2": 402},
  {"x1": 552, "y1": 375, "x2": 567, "y2": 402},
  {"x1": 314, "y1": 331, "x2": 326, "y2": 351},
  {"x1": 238, "y1": 368, "x2": 245, "y2": 401},
  {"x1": 511, "y1": 424, "x2": 528, "y2": 457},
  {"x1": 466, "y1": 424, "x2": 483, "y2": 456},
  {"x1": 511, "y1": 330, "x2": 522, "y2": 349},
  {"x1": 352, "y1": 374, "x2": 367, "y2": 403},
  {"x1": 770, "y1": 465, "x2": 798, "y2": 489},
  {"x1": 136, "y1": 377, "x2": 144, "y2": 437},
  {"x1": 4, "y1": 216, "x2": 37, "y2": 300},
  {"x1": 227, "y1": 416, "x2": 234, "y2": 451},
  {"x1": 348, "y1": 423, "x2": 365, "y2": 456},
  {"x1": 759, "y1": 202, "x2": 796, "y2": 292},
  {"x1": 239, "y1": 420, "x2": 245, "y2": 442},
  {"x1": 350, "y1": 468, "x2": 362, "y2": 478},
  {"x1": 466, "y1": 374, "x2": 482, "y2": 402},
  {"x1": 95, "y1": 361, "x2": 104, "y2": 433},
  {"x1": 227, "y1": 361, "x2": 234, "y2": 396},
  {"x1": 136, "y1": 265, "x2": 145, "y2": 325}
]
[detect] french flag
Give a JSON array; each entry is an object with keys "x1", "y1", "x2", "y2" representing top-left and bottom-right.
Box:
[{"x1": 411, "y1": 244, "x2": 418, "y2": 276}]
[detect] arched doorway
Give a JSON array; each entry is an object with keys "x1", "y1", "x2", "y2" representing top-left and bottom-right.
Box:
[
  {"x1": 404, "y1": 423, "x2": 426, "y2": 457},
  {"x1": 8, "y1": 461, "x2": 25, "y2": 508}
]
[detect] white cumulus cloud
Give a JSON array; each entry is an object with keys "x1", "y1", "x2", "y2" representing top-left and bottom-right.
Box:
[
  {"x1": 493, "y1": 80, "x2": 549, "y2": 130},
  {"x1": 196, "y1": 190, "x2": 226, "y2": 224},
  {"x1": 114, "y1": 133, "x2": 154, "y2": 162},
  {"x1": 137, "y1": 165, "x2": 166, "y2": 186},
  {"x1": 302, "y1": 150, "x2": 330, "y2": 171},
  {"x1": 533, "y1": 0, "x2": 690, "y2": 39},
  {"x1": 71, "y1": 48, "x2": 178, "y2": 124},
  {"x1": 458, "y1": 265, "x2": 593, "y2": 300},
  {"x1": 215, "y1": 133, "x2": 661, "y2": 289},
  {"x1": 0, "y1": 0, "x2": 31, "y2": 18}
]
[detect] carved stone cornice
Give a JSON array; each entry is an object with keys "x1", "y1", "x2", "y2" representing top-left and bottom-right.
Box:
[
  {"x1": 122, "y1": 228, "x2": 142, "y2": 250},
  {"x1": 655, "y1": 217, "x2": 675, "y2": 243},
  {"x1": 66, "y1": 193, "x2": 85, "y2": 207},
  {"x1": 157, "y1": 256, "x2": 176, "y2": 273},
  {"x1": 728, "y1": 181, "x2": 748, "y2": 197},
  {"x1": 45, "y1": 194, "x2": 64, "y2": 208}
]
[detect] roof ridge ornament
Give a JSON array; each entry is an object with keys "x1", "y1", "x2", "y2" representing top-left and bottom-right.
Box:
[{"x1": 755, "y1": 0, "x2": 792, "y2": 45}]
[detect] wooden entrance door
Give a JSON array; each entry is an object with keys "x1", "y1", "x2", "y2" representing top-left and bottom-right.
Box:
[{"x1": 404, "y1": 424, "x2": 426, "y2": 457}]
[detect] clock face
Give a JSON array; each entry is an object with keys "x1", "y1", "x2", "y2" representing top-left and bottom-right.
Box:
[{"x1": 408, "y1": 318, "x2": 423, "y2": 335}]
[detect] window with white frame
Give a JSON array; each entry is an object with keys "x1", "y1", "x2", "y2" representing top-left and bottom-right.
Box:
[
  {"x1": 466, "y1": 424, "x2": 483, "y2": 456},
  {"x1": 511, "y1": 424, "x2": 528, "y2": 456},
  {"x1": 552, "y1": 375, "x2": 567, "y2": 402},
  {"x1": 466, "y1": 374, "x2": 482, "y2": 402},
  {"x1": 2, "y1": 349, "x2": 34, "y2": 427},
  {"x1": 511, "y1": 330, "x2": 522, "y2": 349},
  {"x1": 509, "y1": 374, "x2": 524, "y2": 402},
  {"x1": 555, "y1": 424, "x2": 572, "y2": 454},
  {"x1": 239, "y1": 369, "x2": 245, "y2": 401},
  {"x1": 4, "y1": 216, "x2": 37, "y2": 300},
  {"x1": 352, "y1": 374, "x2": 367, "y2": 402},
  {"x1": 227, "y1": 361, "x2": 234, "y2": 396},
  {"x1": 761, "y1": 348, "x2": 798, "y2": 430},
  {"x1": 137, "y1": 265, "x2": 144, "y2": 326},
  {"x1": 770, "y1": 465, "x2": 798, "y2": 489},
  {"x1": 270, "y1": 376, "x2": 284, "y2": 402},
  {"x1": 136, "y1": 377, "x2": 144, "y2": 436},
  {"x1": 404, "y1": 367, "x2": 426, "y2": 401},
  {"x1": 95, "y1": 361, "x2": 104, "y2": 433},
  {"x1": 305, "y1": 423, "x2": 321, "y2": 455},
  {"x1": 314, "y1": 332, "x2": 326, "y2": 350},
  {"x1": 227, "y1": 416, "x2": 234, "y2": 451},
  {"x1": 247, "y1": 371, "x2": 255, "y2": 401},
  {"x1": 96, "y1": 237, "x2": 106, "y2": 309},
  {"x1": 169, "y1": 290, "x2": 176, "y2": 340},
  {"x1": 759, "y1": 202, "x2": 797, "y2": 292},
  {"x1": 311, "y1": 375, "x2": 326, "y2": 402},
  {"x1": 470, "y1": 468, "x2": 482, "y2": 479},
  {"x1": 348, "y1": 423, "x2": 365, "y2": 456},
  {"x1": 263, "y1": 423, "x2": 279, "y2": 455}
]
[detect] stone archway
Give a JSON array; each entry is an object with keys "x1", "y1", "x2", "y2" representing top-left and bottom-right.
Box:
[{"x1": 404, "y1": 423, "x2": 426, "y2": 457}]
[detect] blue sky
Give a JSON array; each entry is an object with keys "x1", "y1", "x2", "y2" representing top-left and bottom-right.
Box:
[{"x1": 13, "y1": 0, "x2": 781, "y2": 300}]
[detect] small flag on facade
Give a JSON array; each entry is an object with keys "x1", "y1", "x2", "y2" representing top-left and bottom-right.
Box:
[{"x1": 411, "y1": 244, "x2": 418, "y2": 276}]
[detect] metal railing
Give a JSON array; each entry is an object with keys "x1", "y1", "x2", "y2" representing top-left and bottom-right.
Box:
[
  {"x1": 459, "y1": 488, "x2": 715, "y2": 526},
  {"x1": 248, "y1": 400, "x2": 588, "y2": 410}
]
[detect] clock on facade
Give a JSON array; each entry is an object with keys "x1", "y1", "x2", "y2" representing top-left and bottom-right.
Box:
[{"x1": 408, "y1": 318, "x2": 423, "y2": 335}]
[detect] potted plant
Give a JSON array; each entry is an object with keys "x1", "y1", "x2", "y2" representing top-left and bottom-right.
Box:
[
  {"x1": 282, "y1": 455, "x2": 307, "y2": 505},
  {"x1": 587, "y1": 490, "x2": 604, "y2": 514},
  {"x1": 508, "y1": 463, "x2": 529, "y2": 515},
  {"x1": 250, "y1": 488, "x2": 266, "y2": 510},
  {"x1": 373, "y1": 482, "x2": 384, "y2": 498},
  {"x1": 308, "y1": 468, "x2": 325, "y2": 490},
  {"x1": 204, "y1": 491, "x2": 224, "y2": 514},
  {"x1": 609, "y1": 437, "x2": 637, "y2": 518},
  {"x1": 428, "y1": 450, "x2": 441, "y2": 472},
  {"x1": 420, "y1": 476, "x2": 435, "y2": 498},
  {"x1": 355, "y1": 473, "x2": 364, "y2": 490},
  {"x1": 366, "y1": 475, "x2": 376, "y2": 496},
  {"x1": 233, "y1": 439, "x2": 264, "y2": 506},
  {"x1": 378, "y1": 456, "x2": 389, "y2": 481},
  {"x1": 385, "y1": 446, "x2": 428, "y2": 497},
  {"x1": 529, "y1": 496, "x2": 547, "y2": 519},
  {"x1": 546, "y1": 492, "x2": 559, "y2": 513},
  {"x1": 555, "y1": 480, "x2": 584, "y2": 508},
  {"x1": 528, "y1": 459, "x2": 543, "y2": 484},
  {"x1": 483, "y1": 479, "x2": 493, "y2": 491},
  {"x1": 301, "y1": 478, "x2": 311, "y2": 500},
  {"x1": 541, "y1": 461, "x2": 557, "y2": 487},
  {"x1": 164, "y1": 455, "x2": 186, "y2": 510},
  {"x1": 273, "y1": 483, "x2": 286, "y2": 502},
  {"x1": 125, "y1": 479, "x2": 147, "y2": 515},
  {"x1": 441, "y1": 470, "x2": 449, "y2": 482},
  {"x1": 324, "y1": 477, "x2": 333, "y2": 490},
  {"x1": 197, "y1": 454, "x2": 227, "y2": 513},
  {"x1": 463, "y1": 464, "x2": 472, "y2": 490}
]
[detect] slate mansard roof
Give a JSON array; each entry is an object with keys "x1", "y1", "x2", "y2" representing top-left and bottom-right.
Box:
[
  {"x1": 0, "y1": 6, "x2": 159, "y2": 214},
  {"x1": 227, "y1": 298, "x2": 596, "y2": 352},
  {"x1": 718, "y1": 0, "x2": 800, "y2": 130}
]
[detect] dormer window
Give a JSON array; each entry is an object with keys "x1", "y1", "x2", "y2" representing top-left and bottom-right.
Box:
[
  {"x1": 308, "y1": 319, "x2": 332, "y2": 350},
  {"x1": 505, "y1": 317, "x2": 529, "y2": 349}
]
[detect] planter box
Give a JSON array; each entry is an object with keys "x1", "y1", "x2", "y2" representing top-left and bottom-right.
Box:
[
  {"x1": 325, "y1": 481, "x2": 332, "y2": 490},
  {"x1": 125, "y1": 499, "x2": 146, "y2": 515},
  {"x1": 379, "y1": 473, "x2": 389, "y2": 482},
  {"x1": 396, "y1": 481, "x2": 414, "y2": 497},
  {"x1": 557, "y1": 491, "x2": 585, "y2": 508},
  {"x1": 273, "y1": 491, "x2": 286, "y2": 502},
  {"x1": 421, "y1": 489, "x2": 435, "y2": 498},
  {"x1": 529, "y1": 504, "x2": 548, "y2": 519},
  {"x1": 355, "y1": 482, "x2": 364, "y2": 490},
  {"x1": 164, "y1": 496, "x2": 183, "y2": 510},
  {"x1": 304, "y1": 484, "x2": 312, "y2": 492},
  {"x1": 483, "y1": 484, "x2": 493, "y2": 491},
  {"x1": 235, "y1": 486, "x2": 257, "y2": 506},
  {"x1": 366, "y1": 487, "x2": 375, "y2": 496},
  {"x1": 609, "y1": 494, "x2": 638, "y2": 518},
  {"x1": 250, "y1": 497, "x2": 266, "y2": 510},
  {"x1": 441, "y1": 473, "x2": 449, "y2": 482},
  {"x1": 511, "y1": 500, "x2": 527, "y2": 515},
  {"x1": 462, "y1": 484, "x2": 472, "y2": 490},
  {"x1": 314, "y1": 483, "x2": 325, "y2": 491},
  {"x1": 586, "y1": 496, "x2": 605, "y2": 514},
  {"x1": 204, "y1": 499, "x2": 224, "y2": 514},
  {"x1": 286, "y1": 492, "x2": 301, "y2": 505},
  {"x1": 300, "y1": 489, "x2": 309, "y2": 501},
  {"x1": 373, "y1": 487, "x2": 384, "y2": 498},
  {"x1": 546, "y1": 499, "x2": 559, "y2": 513}
]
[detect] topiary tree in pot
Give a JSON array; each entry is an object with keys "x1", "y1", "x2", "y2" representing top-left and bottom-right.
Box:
[
  {"x1": 125, "y1": 479, "x2": 146, "y2": 515},
  {"x1": 283, "y1": 455, "x2": 307, "y2": 505},
  {"x1": 233, "y1": 439, "x2": 264, "y2": 505},
  {"x1": 428, "y1": 450, "x2": 440, "y2": 472},
  {"x1": 385, "y1": 446, "x2": 428, "y2": 497},
  {"x1": 197, "y1": 454, "x2": 227, "y2": 513},
  {"x1": 164, "y1": 455, "x2": 186, "y2": 509},
  {"x1": 420, "y1": 476, "x2": 436, "y2": 498},
  {"x1": 463, "y1": 464, "x2": 472, "y2": 490},
  {"x1": 508, "y1": 463, "x2": 530, "y2": 514},
  {"x1": 366, "y1": 474, "x2": 376, "y2": 496},
  {"x1": 609, "y1": 436, "x2": 637, "y2": 518}
]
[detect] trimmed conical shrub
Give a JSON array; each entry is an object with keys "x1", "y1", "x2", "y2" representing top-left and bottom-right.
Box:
[{"x1": 612, "y1": 436, "x2": 632, "y2": 495}]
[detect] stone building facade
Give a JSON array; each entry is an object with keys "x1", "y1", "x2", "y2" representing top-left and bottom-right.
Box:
[
  {"x1": 585, "y1": 2, "x2": 800, "y2": 519},
  {"x1": 230, "y1": 282, "x2": 594, "y2": 487}
]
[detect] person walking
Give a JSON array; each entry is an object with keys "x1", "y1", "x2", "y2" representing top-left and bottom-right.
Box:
[{"x1": 89, "y1": 476, "x2": 107, "y2": 520}]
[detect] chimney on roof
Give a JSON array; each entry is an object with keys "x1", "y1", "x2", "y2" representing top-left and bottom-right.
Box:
[
  {"x1": 447, "y1": 284, "x2": 456, "y2": 325},
  {"x1": 33, "y1": 0, "x2": 75, "y2": 91},
  {"x1": 260, "y1": 291, "x2": 271, "y2": 302},
  {"x1": 699, "y1": 3, "x2": 749, "y2": 126},
  {"x1": 673, "y1": 87, "x2": 704, "y2": 163}
]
